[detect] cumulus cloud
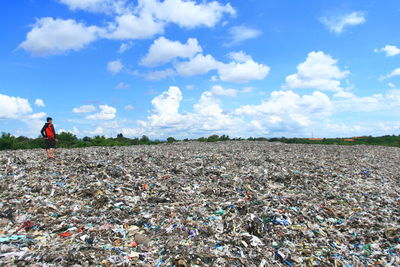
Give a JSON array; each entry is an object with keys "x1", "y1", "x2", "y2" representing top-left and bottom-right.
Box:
[
  {"x1": 86, "y1": 104, "x2": 117, "y2": 120},
  {"x1": 130, "y1": 87, "x2": 335, "y2": 137},
  {"x1": 147, "y1": 0, "x2": 236, "y2": 28},
  {"x1": 235, "y1": 90, "x2": 333, "y2": 129},
  {"x1": 174, "y1": 54, "x2": 220, "y2": 76},
  {"x1": 174, "y1": 51, "x2": 269, "y2": 83},
  {"x1": 21, "y1": 0, "x2": 235, "y2": 56},
  {"x1": 89, "y1": 126, "x2": 104, "y2": 135},
  {"x1": 140, "y1": 37, "x2": 202, "y2": 67},
  {"x1": 174, "y1": 54, "x2": 219, "y2": 77},
  {"x1": 107, "y1": 59, "x2": 123, "y2": 74},
  {"x1": 225, "y1": 25, "x2": 261, "y2": 46},
  {"x1": 0, "y1": 94, "x2": 33, "y2": 119},
  {"x1": 217, "y1": 52, "x2": 270, "y2": 83},
  {"x1": 333, "y1": 89, "x2": 400, "y2": 112},
  {"x1": 194, "y1": 90, "x2": 224, "y2": 117},
  {"x1": 105, "y1": 13, "x2": 165, "y2": 40},
  {"x1": 211, "y1": 85, "x2": 238, "y2": 97},
  {"x1": 283, "y1": 51, "x2": 349, "y2": 91},
  {"x1": 72, "y1": 85, "x2": 400, "y2": 138},
  {"x1": 374, "y1": 45, "x2": 400, "y2": 57},
  {"x1": 133, "y1": 86, "x2": 243, "y2": 137},
  {"x1": 320, "y1": 11, "x2": 366, "y2": 34},
  {"x1": 0, "y1": 94, "x2": 49, "y2": 137},
  {"x1": 72, "y1": 104, "x2": 96, "y2": 113},
  {"x1": 59, "y1": 0, "x2": 235, "y2": 29},
  {"x1": 19, "y1": 17, "x2": 102, "y2": 56},
  {"x1": 58, "y1": 0, "x2": 127, "y2": 14},
  {"x1": 381, "y1": 68, "x2": 400, "y2": 80},
  {"x1": 59, "y1": 125, "x2": 80, "y2": 135},
  {"x1": 35, "y1": 98, "x2": 45, "y2": 107}
]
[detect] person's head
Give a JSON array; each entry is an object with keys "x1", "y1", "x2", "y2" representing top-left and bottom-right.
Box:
[{"x1": 47, "y1": 117, "x2": 53, "y2": 123}]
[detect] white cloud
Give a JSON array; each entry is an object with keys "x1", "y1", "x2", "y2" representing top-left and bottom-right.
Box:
[
  {"x1": 381, "y1": 68, "x2": 400, "y2": 80},
  {"x1": 89, "y1": 126, "x2": 104, "y2": 135},
  {"x1": 115, "y1": 82, "x2": 130, "y2": 89},
  {"x1": 151, "y1": 86, "x2": 182, "y2": 116},
  {"x1": 19, "y1": 17, "x2": 102, "y2": 56},
  {"x1": 21, "y1": 1, "x2": 236, "y2": 56},
  {"x1": 58, "y1": 0, "x2": 127, "y2": 14},
  {"x1": 148, "y1": 0, "x2": 236, "y2": 29},
  {"x1": 70, "y1": 85, "x2": 400, "y2": 138},
  {"x1": 86, "y1": 104, "x2": 117, "y2": 120},
  {"x1": 174, "y1": 51, "x2": 269, "y2": 83},
  {"x1": 217, "y1": 52, "x2": 270, "y2": 83},
  {"x1": 133, "y1": 86, "x2": 243, "y2": 137},
  {"x1": 72, "y1": 104, "x2": 96, "y2": 113},
  {"x1": 235, "y1": 90, "x2": 333, "y2": 129},
  {"x1": 140, "y1": 37, "x2": 202, "y2": 67},
  {"x1": 193, "y1": 90, "x2": 224, "y2": 117},
  {"x1": 374, "y1": 45, "x2": 400, "y2": 57},
  {"x1": 144, "y1": 86, "x2": 185, "y2": 128},
  {"x1": 107, "y1": 59, "x2": 123, "y2": 74},
  {"x1": 0, "y1": 94, "x2": 32, "y2": 119},
  {"x1": 175, "y1": 54, "x2": 220, "y2": 76},
  {"x1": 105, "y1": 13, "x2": 165, "y2": 40},
  {"x1": 211, "y1": 85, "x2": 238, "y2": 97},
  {"x1": 333, "y1": 91, "x2": 385, "y2": 112},
  {"x1": 225, "y1": 25, "x2": 261, "y2": 46},
  {"x1": 333, "y1": 89, "x2": 400, "y2": 112},
  {"x1": 35, "y1": 98, "x2": 45, "y2": 107},
  {"x1": 124, "y1": 104, "x2": 134, "y2": 110},
  {"x1": 284, "y1": 51, "x2": 349, "y2": 91},
  {"x1": 0, "y1": 94, "x2": 49, "y2": 137},
  {"x1": 118, "y1": 41, "x2": 133, "y2": 53},
  {"x1": 59, "y1": 125, "x2": 80, "y2": 135},
  {"x1": 59, "y1": 0, "x2": 235, "y2": 29},
  {"x1": 25, "y1": 112, "x2": 47, "y2": 120},
  {"x1": 388, "y1": 82, "x2": 396, "y2": 88},
  {"x1": 320, "y1": 11, "x2": 366, "y2": 34}
]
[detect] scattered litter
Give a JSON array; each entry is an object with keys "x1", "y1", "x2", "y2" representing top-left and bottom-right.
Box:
[{"x1": 0, "y1": 141, "x2": 400, "y2": 265}]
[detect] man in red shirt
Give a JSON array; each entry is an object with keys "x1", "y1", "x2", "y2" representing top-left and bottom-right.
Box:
[{"x1": 40, "y1": 117, "x2": 58, "y2": 159}]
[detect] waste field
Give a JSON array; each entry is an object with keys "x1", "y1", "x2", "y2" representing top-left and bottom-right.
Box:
[{"x1": 0, "y1": 141, "x2": 399, "y2": 266}]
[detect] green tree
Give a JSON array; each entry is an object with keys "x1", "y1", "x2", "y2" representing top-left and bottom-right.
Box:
[
  {"x1": 140, "y1": 135, "x2": 150, "y2": 144},
  {"x1": 0, "y1": 133, "x2": 13, "y2": 150},
  {"x1": 167, "y1": 137, "x2": 176, "y2": 143}
]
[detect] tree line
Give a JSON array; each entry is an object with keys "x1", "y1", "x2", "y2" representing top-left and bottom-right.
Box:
[{"x1": 0, "y1": 132, "x2": 399, "y2": 151}]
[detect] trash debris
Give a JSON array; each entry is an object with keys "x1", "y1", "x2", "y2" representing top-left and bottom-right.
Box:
[{"x1": 0, "y1": 141, "x2": 400, "y2": 266}]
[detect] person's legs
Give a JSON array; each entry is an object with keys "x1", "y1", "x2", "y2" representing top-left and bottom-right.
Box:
[
  {"x1": 50, "y1": 148, "x2": 56, "y2": 158},
  {"x1": 45, "y1": 139, "x2": 56, "y2": 158},
  {"x1": 45, "y1": 139, "x2": 52, "y2": 158}
]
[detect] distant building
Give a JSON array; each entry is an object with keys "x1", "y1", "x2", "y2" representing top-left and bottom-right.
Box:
[
  {"x1": 309, "y1": 138, "x2": 322, "y2": 141},
  {"x1": 344, "y1": 138, "x2": 355, "y2": 142}
]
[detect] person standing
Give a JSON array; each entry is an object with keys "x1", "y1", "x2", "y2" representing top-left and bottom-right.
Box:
[{"x1": 41, "y1": 117, "x2": 58, "y2": 159}]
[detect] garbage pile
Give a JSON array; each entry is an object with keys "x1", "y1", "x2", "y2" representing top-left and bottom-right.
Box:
[{"x1": 1, "y1": 141, "x2": 399, "y2": 266}]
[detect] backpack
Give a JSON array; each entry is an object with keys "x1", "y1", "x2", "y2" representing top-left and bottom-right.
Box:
[{"x1": 45, "y1": 123, "x2": 55, "y2": 138}]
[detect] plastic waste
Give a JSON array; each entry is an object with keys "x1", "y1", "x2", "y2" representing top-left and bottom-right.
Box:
[{"x1": 0, "y1": 141, "x2": 399, "y2": 266}]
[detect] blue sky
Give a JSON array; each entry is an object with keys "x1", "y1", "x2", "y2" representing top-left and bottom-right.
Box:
[{"x1": 1, "y1": 0, "x2": 400, "y2": 138}]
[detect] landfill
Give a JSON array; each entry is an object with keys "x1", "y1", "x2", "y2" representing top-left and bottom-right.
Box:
[{"x1": 0, "y1": 141, "x2": 399, "y2": 266}]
